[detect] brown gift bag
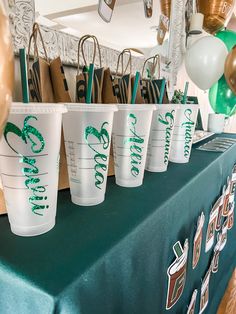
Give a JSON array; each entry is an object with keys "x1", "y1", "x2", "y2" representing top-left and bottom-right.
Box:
[
  {"x1": 50, "y1": 57, "x2": 71, "y2": 103},
  {"x1": 112, "y1": 48, "x2": 144, "y2": 104},
  {"x1": 141, "y1": 55, "x2": 169, "y2": 104},
  {"x1": 103, "y1": 48, "x2": 144, "y2": 104},
  {"x1": 27, "y1": 23, "x2": 71, "y2": 190},
  {"x1": 112, "y1": 49, "x2": 132, "y2": 104},
  {"x1": 129, "y1": 49, "x2": 145, "y2": 104},
  {"x1": 76, "y1": 35, "x2": 104, "y2": 103},
  {"x1": 131, "y1": 75, "x2": 144, "y2": 104},
  {"x1": 102, "y1": 67, "x2": 118, "y2": 104},
  {"x1": 27, "y1": 24, "x2": 55, "y2": 103}
]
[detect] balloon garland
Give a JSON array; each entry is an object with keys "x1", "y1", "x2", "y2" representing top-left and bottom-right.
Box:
[
  {"x1": 185, "y1": 36, "x2": 228, "y2": 90},
  {"x1": 197, "y1": 0, "x2": 236, "y2": 34},
  {"x1": 224, "y1": 45, "x2": 236, "y2": 96},
  {"x1": 209, "y1": 75, "x2": 236, "y2": 116},
  {"x1": 215, "y1": 29, "x2": 236, "y2": 51}
]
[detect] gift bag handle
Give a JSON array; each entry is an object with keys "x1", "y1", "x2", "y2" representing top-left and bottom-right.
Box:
[
  {"x1": 81, "y1": 35, "x2": 102, "y2": 67},
  {"x1": 116, "y1": 48, "x2": 144, "y2": 76},
  {"x1": 27, "y1": 22, "x2": 49, "y2": 73},
  {"x1": 77, "y1": 35, "x2": 102, "y2": 75},
  {"x1": 141, "y1": 54, "x2": 160, "y2": 79},
  {"x1": 77, "y1": 35, "x2": 95, "y2": 75},
  {"x1": 87, "y1": 35, "x2": 102, "y2": 67},
  {"x1": 115, "y1": 49, "x2": 132, "y2": 76}
]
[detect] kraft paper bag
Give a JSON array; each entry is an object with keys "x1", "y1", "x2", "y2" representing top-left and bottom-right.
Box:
[
  {"x1": 102, "y1": 67, "x2": 118, "y2": 104},
  {"x1": 28, "y1": 57, "x2": 55, "y2": 103},
  {"x1": 27, "y1": 24, "x2": 55, "y2": 103},
  {"x1": 113, "y1": 48, "x2": 144, "y2": 104},
  {"x1": 141, "y1": 54, "x2": 169, "y2": 104},
  {"x1": 112, "y1": 49, "x2": 132, "y2": 104},
  {"x1": 76, "y1": 35, "x2": 104, "y2": 103},
  {"x1": 131, "y1": 74, "x2": 144, "y2": 104},
  {"x1": 50, "y1": 57, "x2": 71, "y2": 103}
]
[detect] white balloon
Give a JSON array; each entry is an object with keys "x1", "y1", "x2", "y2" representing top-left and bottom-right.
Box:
[{"x1": 185, "y1": 36, "x2": 228, "y2": 90}]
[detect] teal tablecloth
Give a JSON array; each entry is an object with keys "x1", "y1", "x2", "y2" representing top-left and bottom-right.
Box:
[{"x1": 0, "y1": 134, "x2": 236, "y2": 314}]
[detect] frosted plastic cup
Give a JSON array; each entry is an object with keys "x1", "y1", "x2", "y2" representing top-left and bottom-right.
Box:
[
  {"x1": 0, "y1": 103, "x2": 67, "y2": 237},
  {"x1": 112, "y1": 104, "x2": 155, "y2": 187},
  {"x1": 169, "y1": 104, "x2": 199, "y2": 163},
  {"x1": 146, "y1": 105, "x2": 178, "y2": 172},
  {"x1": 63, "y1": 104, "x2": 117, "y2": 206}
]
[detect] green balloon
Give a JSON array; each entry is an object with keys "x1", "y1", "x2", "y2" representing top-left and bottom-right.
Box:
[
  {"x1": 209, "y1": 75, "x2": 236, "y2": 117},
  {"x1": 215, "y1": 29, "x2": 236, "y2": 51}
]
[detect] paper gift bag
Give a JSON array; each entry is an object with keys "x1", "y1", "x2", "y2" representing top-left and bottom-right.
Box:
[
  {"x1": 141, "y1": 55, "x2": 169, "y2": 104},
  {"x1": 76, "y1": 35, "x2": 104, "y2": 104},
  {"x1": 113, "y1": 48, "x2": 144, "y2": 104},
  {"x1": 141, "y1": 55, "x2": 159, "y2": 103},
  {"x1": 50, "y1": 57, "x2": 71, "y2": 103},
  {"x1": 129, "y1": 48, "x2": 144, "y2": 104},
  {"x1": 131, "y1": 74, "x2": 144, "y2": 103},
  {"x1": 102, "y1": 67, "x2": 118, "y2": 104},
  {"x1": 27, "y1": 24, "x2": 55, "y2": 103},
  {"x1": 103, "y1": 47, "x2": 145, "y2": 105},
  {"x1": 27, "y1": 23, "x2": 70, "y2": 190},
  {"x1": 112, "y1": 49, "x2": 133, "y2": 104}
]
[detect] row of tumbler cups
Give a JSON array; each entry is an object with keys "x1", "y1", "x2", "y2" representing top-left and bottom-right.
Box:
[{"x1": 0, "y1": 103, "x2": 199, "y2": 236}]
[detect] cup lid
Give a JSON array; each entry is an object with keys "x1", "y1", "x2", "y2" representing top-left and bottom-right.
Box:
[
  {"x1": 176, "y1": 104, "x2": 199, "y2": 109},
  {"x1": 66, "y1": 103, "x2": 118, "y2": 112},
  {"x1": 154, "y1": 104, "x2": 179, "y2": 110},
  {"x1": 116, "y1": 104, "x2": 156, "y2": 111},
  {"x1": 10, "y1": 102, "x2": 67, "y2": 114}
]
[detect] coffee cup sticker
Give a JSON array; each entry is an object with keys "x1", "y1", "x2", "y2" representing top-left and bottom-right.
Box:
[
  {"x1": 166, "y1": 239, "x2": 189, "y2": 310},
  {"x1": 223, "y1": 178, "x2": 231, "y2": 216},
  {"x1": 227, "y1": 201, "x2": 234, "y2": 230},
  {"x1": 205, "y1": 204, "x2": 219, "y2": 253},
  {"x1": 220, "y1": 219, "x2": 228, "y2": 251},
  {"x1": 157, "y1": 14, "x2": 169, "y2": 45},
  {"x1": 199, "y1": 266, "x2": 212, "y2": 314},
  {"x1": 98, "y1": 0, "x2": 117, "y2": 23},
  {"x1": 232, "y1": 164, "x2": 236, "y2": 181},
  {"x1": 215, "y1": 195, "x2": 224, "y2": 231},
  {"x1": 143, "y1": 0, "x2": 153, "y2": 18},
  {"x1": 192, "y1": 212, "x2": 205, "y2": 269},
  {"x1": 187, "y1": 289, "x2": 198, "y2": 314},
  {"x1": 212, "y1": 233, "x2": 222, "y2": 274},
  {"x1": 230, "y1": 181, "x2": 236, "y2": 196}
]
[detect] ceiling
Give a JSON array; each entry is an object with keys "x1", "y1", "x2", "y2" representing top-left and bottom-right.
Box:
[{"x1": 35, "y1": 0, "x2": 161, "y2": 51}]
